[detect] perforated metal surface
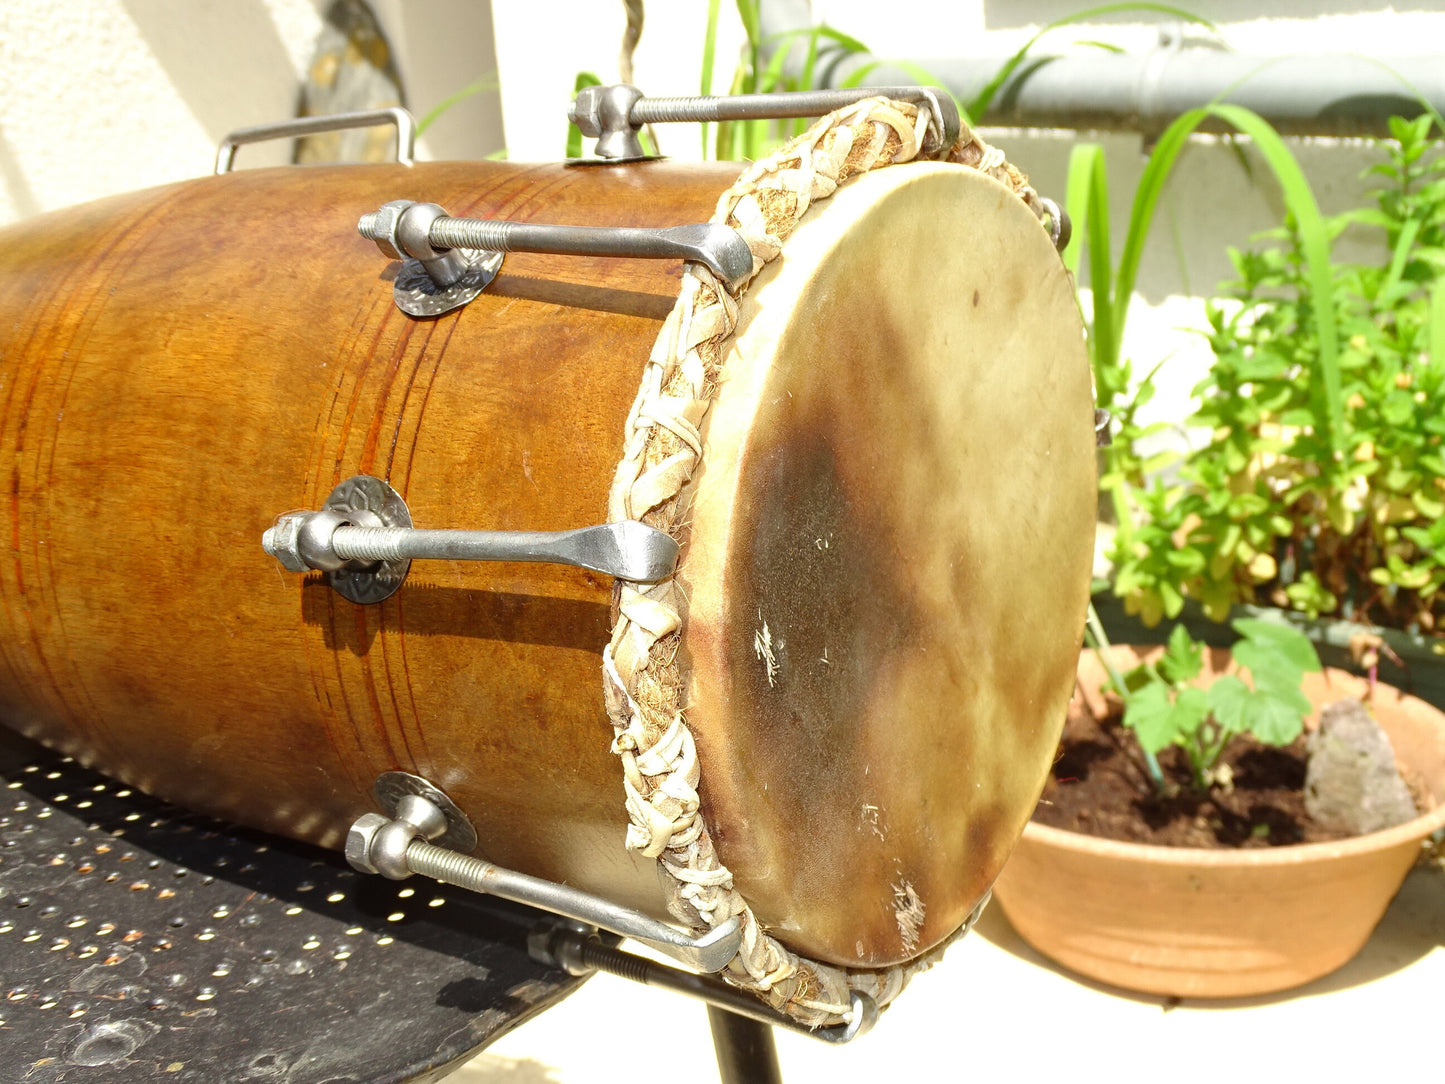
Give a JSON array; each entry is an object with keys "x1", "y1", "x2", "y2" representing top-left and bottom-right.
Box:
[{"x1": 0, "y1": 746, "x2": 584, "y2": 1082}]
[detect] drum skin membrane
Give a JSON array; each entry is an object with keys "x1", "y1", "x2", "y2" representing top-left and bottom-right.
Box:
[{"x1": 682, "y1": 164, "x2": 1095, "y2": 968}]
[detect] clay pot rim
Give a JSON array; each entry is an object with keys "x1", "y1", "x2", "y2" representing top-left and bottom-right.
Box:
[{"x1": 1022, "y1": 797, "x2": 1445, "y2": 866}]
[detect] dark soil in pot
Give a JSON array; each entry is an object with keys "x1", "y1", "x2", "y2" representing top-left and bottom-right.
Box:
[{"x1": 1033, "y1": 706, "x2": 1372, "y2": 849}]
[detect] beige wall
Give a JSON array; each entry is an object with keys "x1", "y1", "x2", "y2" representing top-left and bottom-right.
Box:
[
  {"x1": 2, "y1": 1, "x2": 1442, "y2": 432},
  {"x1": 0, "y1": 0, "x2": 506, "y2": 226}
]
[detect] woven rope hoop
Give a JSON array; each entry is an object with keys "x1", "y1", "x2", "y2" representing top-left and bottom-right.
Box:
[{"x1": 603, "y1": 98, "x2": 1047, "y2": 1028}]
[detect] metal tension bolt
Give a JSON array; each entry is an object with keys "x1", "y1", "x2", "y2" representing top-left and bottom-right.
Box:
[
  {"x1": 263, "y1": 475, "x2": 679, "y2": 604},
  {"x1": 568, "y1": 84, "x2": 962, "y2": 161},
  {"x1": 357, "y1": 199, "x2": 754, "y2": 316},
  {"x1": 347, "y1": 781, "x2": 742, "y2": 974}
]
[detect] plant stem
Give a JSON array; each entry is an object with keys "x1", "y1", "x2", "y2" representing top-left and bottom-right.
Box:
[{"x1": 1084, "y1": 603, "x2": 1169, "y2": 793}]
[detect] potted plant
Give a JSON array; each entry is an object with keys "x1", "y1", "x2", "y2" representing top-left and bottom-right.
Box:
[
  {"x1": 993, "y1": 618, "x2": 1445, "y2": 997},
  {"x1": 1102, "y1": 116, "x2": 1445, "y2": 681}
]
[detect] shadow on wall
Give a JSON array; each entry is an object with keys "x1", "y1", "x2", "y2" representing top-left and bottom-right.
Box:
[
  {"x1": 0, "y1": 127, "x2": 41, "y2": 220},
  {"x1": 983, "y1": 0, "x2": 1422, "y2": 28},
  {"x1": 370, "y1": 0, "x2": 507, "y2": 160},
  {"x1": 119, "y1": 0, "x2": 505, "y2": 164},
  {"x1": 120, "y1": 0, "x2": 301, "y2": 141}
]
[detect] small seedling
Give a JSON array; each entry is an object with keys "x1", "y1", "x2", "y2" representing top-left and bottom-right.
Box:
[{"x1": 1113, "y1": 620, "x2": 1322, "y2": 792}]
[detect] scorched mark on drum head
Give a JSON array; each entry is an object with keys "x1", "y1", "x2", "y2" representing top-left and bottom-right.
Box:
[{"x1": 710, "y1": 306, "x2": 972, "y2": 960}]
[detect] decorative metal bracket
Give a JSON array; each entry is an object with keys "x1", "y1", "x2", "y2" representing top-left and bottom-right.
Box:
[
  {"x1": 215, "y1": 107, "x2": 416, "y2": 174},
  {"x1": 263, "y1": 475, "x2": 679, "y2": 603},
  {"x1": 346, "y1": 773, "x2": 742, "y2": 974},
  {"x1": 357, "y1": 200, "x2": 754, "y2": 316},
  {"x1": 568, "y1": 84, "x2": 961, "y2": 161}
]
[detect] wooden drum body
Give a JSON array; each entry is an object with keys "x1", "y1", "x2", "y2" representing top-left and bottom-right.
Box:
[{"x1": 0, "y1": 122, "x2": 1094, "y2": 997}]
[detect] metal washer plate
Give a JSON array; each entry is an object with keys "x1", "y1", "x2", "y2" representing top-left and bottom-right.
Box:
[
  {"x1": 393, "y1": 249, "x2": 502, "y2": 318},
  {"x1": 373, "y1": 772, "x2": 478, "y2": 855},
  {"x1": 323, "y1": 475, "x2": 412, "y2": 605}
]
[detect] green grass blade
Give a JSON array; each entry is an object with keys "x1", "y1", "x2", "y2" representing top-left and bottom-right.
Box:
[
  {"x1": 1108, "y1": 107, "x2": 1204, "y2": 342},
  {"x1": 1065, "y1": 144, "x2": 1116, "y2": 375},
  {"x1": 701, "y1": 0, "x2": 721, "y2": 156},
  {"x1": 416, "y1": 72, "x2": 500, "y2": 136},
  {"x1": 967, "y1": 3, "x2": 1216, "y2": 120},
  {"x1": 1381, "y1": 213, "x2": 1422, "y2": 300},
  {"x1": 1111, "y1": 104, "x2": 1343, "y2": 461},
  {"x1": 735, "y1": 0, "x2": 760, "y2": 49},
  {"x1": 839, "y1": 58, "x2": 882, "y2": 89},
  {"x1": 1066, "y1": 142, "x2": 1134, "y2": 537},
  {"x1": 735, "y1": 0, "x2": 760, "y2": 91},
  {"x1": 565, "y1": 71, "x2": 602, "y2": 158},
  {"x1": 1212, "y1": 104, "x2": 1343, "y2": 461},
  {"x1": 1430, "y1": 277, "x2": 1445, "y2": 386}
]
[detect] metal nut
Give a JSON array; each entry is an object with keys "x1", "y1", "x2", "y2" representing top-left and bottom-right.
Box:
[
  {"x1": 295, "y1": 508, "x2": 349, "y2": 573},
  {"x1": 371, "y1": 819, "x2": 419, "y2": 881},
  {"x1": 569, "y1": 84, "x2": 646, "y2": 159},
  {"x1": 357, "y1": 199, "x2": 416, "y2": 261},
  {"x1": 345, "y1": 812, "x2": 390, "y2": 875},
  {"x1": 395, "y1": 203, "x2": 449, "y2": 262},
  {"x1": 262, "y1": 514, "x2": 312, "y2": 574},
  {"x1": 567, "y1": 84, "x2": 607, "y2": 136}
]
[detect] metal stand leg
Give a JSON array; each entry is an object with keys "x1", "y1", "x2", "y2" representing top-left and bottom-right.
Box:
[{"x1": 708, "y1": 1005, "x2": 783, "y2": 1084}]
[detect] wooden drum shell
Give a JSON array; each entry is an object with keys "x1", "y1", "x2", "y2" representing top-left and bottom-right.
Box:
[{"x1": 0, "y1": 161, "x2": 737, "y2": 917}]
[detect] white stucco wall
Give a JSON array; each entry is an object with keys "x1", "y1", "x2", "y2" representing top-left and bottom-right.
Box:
[
  {"x1": 0, "y1": 0, "x2": 324, "y2": 222},
  {"x1": 0, "y1": 0, "x2": 506, "y2": 225},
  {"x1": 2, "y1": 1, "x2": 1443, "y2": 436}
]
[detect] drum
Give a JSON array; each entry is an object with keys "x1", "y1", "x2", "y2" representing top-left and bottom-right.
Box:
[{"x1": 0, "y1": 99, "x2": 1094, "y2": 1023}]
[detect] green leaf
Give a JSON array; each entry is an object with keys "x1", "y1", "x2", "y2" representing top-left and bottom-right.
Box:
[
  {"x1": 1237, "y1": 689, "x2": 1307, "y2": 746},
  {"x1": 1124, "y1": 682, "x2": 1209, "y2": 754},
  {"x1": 1205, "y1": 675, "x2": 1252, "y2": 738},
  {"x1": 1122, "y1": 682, "x2": 1176, "y2": 753},
  {"x1": 1231, "y1": 618, "x2": 1322, "y2": 673},
  {"x1": 1159, "y1": 624, "x2": 1204, "y2": 684}
]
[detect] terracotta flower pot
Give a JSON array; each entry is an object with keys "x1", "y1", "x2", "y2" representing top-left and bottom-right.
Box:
[{"x1": 992, "y1": 649, "x2": 1445, "y2": 998}]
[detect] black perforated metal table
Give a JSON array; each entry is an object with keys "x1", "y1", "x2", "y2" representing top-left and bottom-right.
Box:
[{"x1": 0, "y1": 735, "x2": 585, "y2": 1083}]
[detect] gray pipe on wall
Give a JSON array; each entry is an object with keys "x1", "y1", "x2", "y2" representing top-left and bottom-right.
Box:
[
  {"x1": 843, "y1": 50, "x2": 1442, "y2": 137},
  {"x1": 757, "y1": 1, "x2": 1442, "y2": 137}
]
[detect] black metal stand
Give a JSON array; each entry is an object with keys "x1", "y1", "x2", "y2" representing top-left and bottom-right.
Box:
[
  {"x1": 0, "y1": 741, "x2": 584, "y2": 1082},
  {"x1": 709, "y1": 1004, "x2": 783, "y2": 1084},
  {"x1": 0, "y1": 732, "x2": 863, "y2": 1082}
]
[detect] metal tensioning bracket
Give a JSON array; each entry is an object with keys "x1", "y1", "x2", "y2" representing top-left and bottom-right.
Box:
[
  {"x1": 357, "y1": 199, "x2": 753, "y2": 317},
  {"x1": 569, "y1": 84, "x2": 962, "y2": 161},
  {"x1": 263, "y1": 475, "x2": 678, "y2": 604},
  {"x1": 348, "y1": 772, "x2": 743, "y2": 975}
]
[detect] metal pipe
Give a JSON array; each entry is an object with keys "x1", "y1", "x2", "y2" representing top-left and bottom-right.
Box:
[
  {"x1": 755, "y1": 1, "x2": 1443, "y2": 137},
  {"x1": 842, "y1": 51, "x2": 1444, "y2": 138}
]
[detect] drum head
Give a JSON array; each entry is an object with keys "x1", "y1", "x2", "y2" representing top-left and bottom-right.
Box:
[{"x1": 682, "y1": 162, "x2": 1095, "y2": 967}]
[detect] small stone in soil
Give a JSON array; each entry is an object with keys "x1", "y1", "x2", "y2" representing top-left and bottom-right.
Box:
[{"x1": 1305, "y1": 698, "x2": 1418, "y2": 836}]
